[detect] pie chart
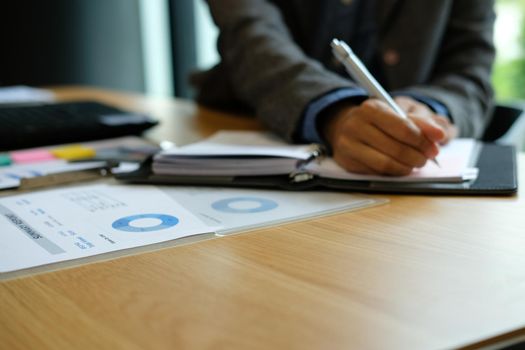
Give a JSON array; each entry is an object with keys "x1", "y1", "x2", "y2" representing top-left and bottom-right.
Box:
[{"x1": 112, "y1": 213, "x2": 179, "y2": 232}]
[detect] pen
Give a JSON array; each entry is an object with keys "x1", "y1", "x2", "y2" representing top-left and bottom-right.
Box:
[{"x1": 330, "y1": 38, "x2": 440, "y2": 167}]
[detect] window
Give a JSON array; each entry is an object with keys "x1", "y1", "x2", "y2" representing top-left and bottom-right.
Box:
[{"x1": 493, "y1": 0, "x2": 525, "y2": 101}]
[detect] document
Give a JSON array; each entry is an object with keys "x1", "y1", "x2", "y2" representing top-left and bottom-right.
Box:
[
  {"x1": 0, "y1": 180, "x2": 384, "y2": 273},
  {"x1": 160, "y1": 186, "x2": 386, "y2": 235},
  {"x1": 0, "y1": 184, "x2": 214, "y2": 273}
]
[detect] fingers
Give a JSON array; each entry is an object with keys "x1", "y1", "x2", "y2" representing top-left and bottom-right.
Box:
[
  {"x1": 323, "y1": 97, "x2": 457, "y2": 176},
  {"x1": 360, "y1": 99, "x2": 438, "y2": 159},
  {"x1": 354, "y1": 123, "x2": 428, "y2": 168},
  {"x1": 393, "y1": 96, "x2": 419, "y2": 114},
  {"x1": 333, "y1": 138, "x2": 414, "y2": 176},
  {"x1": 409, "y1": 113, "x2": 445, "y2": 145},
  {"x1": 431, "y1": 114, "x2": 459, "y2": 144},
  {"x1": 331, "y1": 153, "x2": 376, "y2": 175},
  {"x1": 393, "y1": 96, "x2": 457, "y2": 145}
]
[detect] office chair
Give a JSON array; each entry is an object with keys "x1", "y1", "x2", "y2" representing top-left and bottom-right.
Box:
[{"x1": 482, "y1": 103, "x2": 525, "y2": 150}]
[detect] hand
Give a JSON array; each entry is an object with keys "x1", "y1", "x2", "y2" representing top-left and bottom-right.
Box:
[
  {"x1": 394, "y1": 96, "x2": 458, "y2": 144},
  {"x1": 323, "y1": 98, "x2": 446, "y2": 176}
]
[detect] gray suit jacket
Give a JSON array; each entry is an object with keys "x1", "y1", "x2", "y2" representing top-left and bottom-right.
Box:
[{"x1": 194, "y1": 0, "x2": 496, "y2": 140}]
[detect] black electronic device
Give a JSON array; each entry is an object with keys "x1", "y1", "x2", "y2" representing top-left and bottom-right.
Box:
[{"x1": 0, "y1": 101, "x2": 158, "y2": 150}]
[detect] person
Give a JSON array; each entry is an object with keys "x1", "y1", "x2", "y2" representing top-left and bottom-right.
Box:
[{"x1": 192, "y1": 0, "x2": 496, "y2": 175}]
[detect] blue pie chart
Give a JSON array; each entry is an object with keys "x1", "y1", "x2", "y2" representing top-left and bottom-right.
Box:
[
  {"x1": 211, "y1": 197, "x2": 278, "y2": 214},
  {"x1": 112, "y1": 214, "x2": 179, "y2": 232}
]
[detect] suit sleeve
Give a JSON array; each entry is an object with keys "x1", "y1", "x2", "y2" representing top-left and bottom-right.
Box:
[
  {"x1": 400, "y1": 0, "x2": 496, "y2": 138},
  {"x1": 205, "y1": 0, "x2": 357, "y2": 141}
]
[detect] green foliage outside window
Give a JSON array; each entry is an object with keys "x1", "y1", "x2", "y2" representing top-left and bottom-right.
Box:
[{"x1": 493, "y1": 0, "x2": 525, "y2": 101}]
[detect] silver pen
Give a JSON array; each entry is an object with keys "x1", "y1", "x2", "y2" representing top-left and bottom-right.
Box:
[{"x1": 330, "y1": 38, "x2": 440, "y2": 167}]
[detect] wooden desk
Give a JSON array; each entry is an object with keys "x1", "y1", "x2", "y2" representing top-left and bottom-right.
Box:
[{"x1": 1, "y1": 87, "x2": 524, "y2": 350}]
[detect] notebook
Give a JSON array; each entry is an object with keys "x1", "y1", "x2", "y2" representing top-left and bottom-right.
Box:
[{"x1": 116, "y1": 131, "x2": 518, "y2": 195}]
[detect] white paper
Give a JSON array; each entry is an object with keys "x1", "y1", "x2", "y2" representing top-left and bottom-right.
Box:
[
  {"x1": 0, "y1": 86, "x2": 55, "y2": 104},
  {"x1": 154, "y1": 131, "x2": 315, "y2": 176},
  {"x1": 0, "y1": 184, "x2": 214, "y2": 273},
  {"x1": 160, "y1": 186, "x2": 386, "y2": 235},
  {"x1": 306, "y1": 139, "x2": 479, "y2": 183},
  {"x1": 153, "y1": 157, "x2": 300, "y2": 176},
  {"x1": 158, "y1": 131, "x2": 314, "y2": 159}
]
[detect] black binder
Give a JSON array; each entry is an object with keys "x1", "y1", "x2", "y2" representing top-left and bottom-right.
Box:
[{"x1": 116, "y1": 142, "x2": 518, "y2": 196}]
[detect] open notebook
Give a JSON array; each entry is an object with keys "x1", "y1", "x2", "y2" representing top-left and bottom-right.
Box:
[
  {"x1": 151, "y1": 131, "x2": 479, "y2": 183},
  {"x1": 114, "y1": 130, "x2": 518, "y2": 195}
]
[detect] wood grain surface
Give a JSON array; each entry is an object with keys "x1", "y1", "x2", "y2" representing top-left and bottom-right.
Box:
[{"x1": 1, "y1": 87, "x2": 524, "y2": 350}]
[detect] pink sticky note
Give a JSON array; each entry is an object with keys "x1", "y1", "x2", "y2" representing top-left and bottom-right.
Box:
[{"x1": 10, "y1": 149, "x2": 56, "y2": 164}]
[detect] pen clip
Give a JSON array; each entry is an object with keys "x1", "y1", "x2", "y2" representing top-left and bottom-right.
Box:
[
  {"x1": 299, "y1": 143, "x2": 325, "y2": 167},
  {"x1": 289, "y1": 143, "x2": 324, "y2": 182}
]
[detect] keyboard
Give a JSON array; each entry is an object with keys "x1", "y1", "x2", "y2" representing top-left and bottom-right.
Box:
[{"x1": 0, "y1": 101, "x2": 158, "y2": 150}]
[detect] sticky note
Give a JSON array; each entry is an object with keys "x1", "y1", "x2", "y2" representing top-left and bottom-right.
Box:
[
  {"x1": 10, "y1": 149, "x2": 56, "y2": 164},
  {"x1": 51, "y1": 145, "x2": 96, "y2": 161},
  {"x1": 0, "y1": 154, "x2": 12, "y2": 166}
]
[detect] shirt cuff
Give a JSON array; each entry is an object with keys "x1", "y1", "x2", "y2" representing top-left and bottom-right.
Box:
[
  {"x1": 298, "y1": 88, "x2": 368, "y2": 144},
  {"x1": 392, "y1": 92, "x2": 450, "y2": 117}
]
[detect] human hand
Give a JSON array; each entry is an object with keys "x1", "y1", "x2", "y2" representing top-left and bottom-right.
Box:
[
  {"x1": 394, "y1": 96, "x2": 458, "y2": 144},
  {"x1": 323, "y1": 98, "x2": 446, "y2": 176}
]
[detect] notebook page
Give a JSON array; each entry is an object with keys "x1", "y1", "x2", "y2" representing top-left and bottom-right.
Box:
[
  {"x1": 157, "y1": 131, "x2": 314, "y2": 160},
  {"x1": 306, "y1": 139, "x2": 480, "y2": 183}
]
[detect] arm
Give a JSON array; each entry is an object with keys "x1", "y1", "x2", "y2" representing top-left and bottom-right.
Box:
[
  {"x1": 397, "y1": 0, "x2": 496, "y2": 138},
  {"x1": 321, "y1": 0, "x2": 494, "y2": 175},
  {"x1": 205, "y1": 0, "x2": 358, "y2": 141}
]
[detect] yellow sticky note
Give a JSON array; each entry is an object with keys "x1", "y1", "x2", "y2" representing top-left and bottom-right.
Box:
[{"x1": 51, "y1": 145, "x2": 96, "y2": 161}]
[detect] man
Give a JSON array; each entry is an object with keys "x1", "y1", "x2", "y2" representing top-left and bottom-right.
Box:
[{"x1": 193, "y1": 0, "x2": 496, "y2": 175}]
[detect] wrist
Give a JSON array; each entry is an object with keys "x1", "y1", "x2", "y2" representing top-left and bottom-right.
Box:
[
  {"x1": 297, "y1": 88, "x2": 368, "y2": 144},
  {"x1": 321, "y1": 104, "x2": 357, "y2": 151},
  {"x1": 319, "y1": 101, "x2": 358, "y2": 150}
]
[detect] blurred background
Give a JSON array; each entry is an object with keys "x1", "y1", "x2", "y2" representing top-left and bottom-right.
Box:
[
  {"x1": 0, "y1": 0, "x2": 523, "y2": 101},
  {"x1": 494, "y1": 0, "x2": 525, "y2": 102}
]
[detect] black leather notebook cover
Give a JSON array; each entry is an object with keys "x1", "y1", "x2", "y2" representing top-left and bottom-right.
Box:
[{"x1": 116, "y1": 143, "x2": 518, "y2": 196}]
